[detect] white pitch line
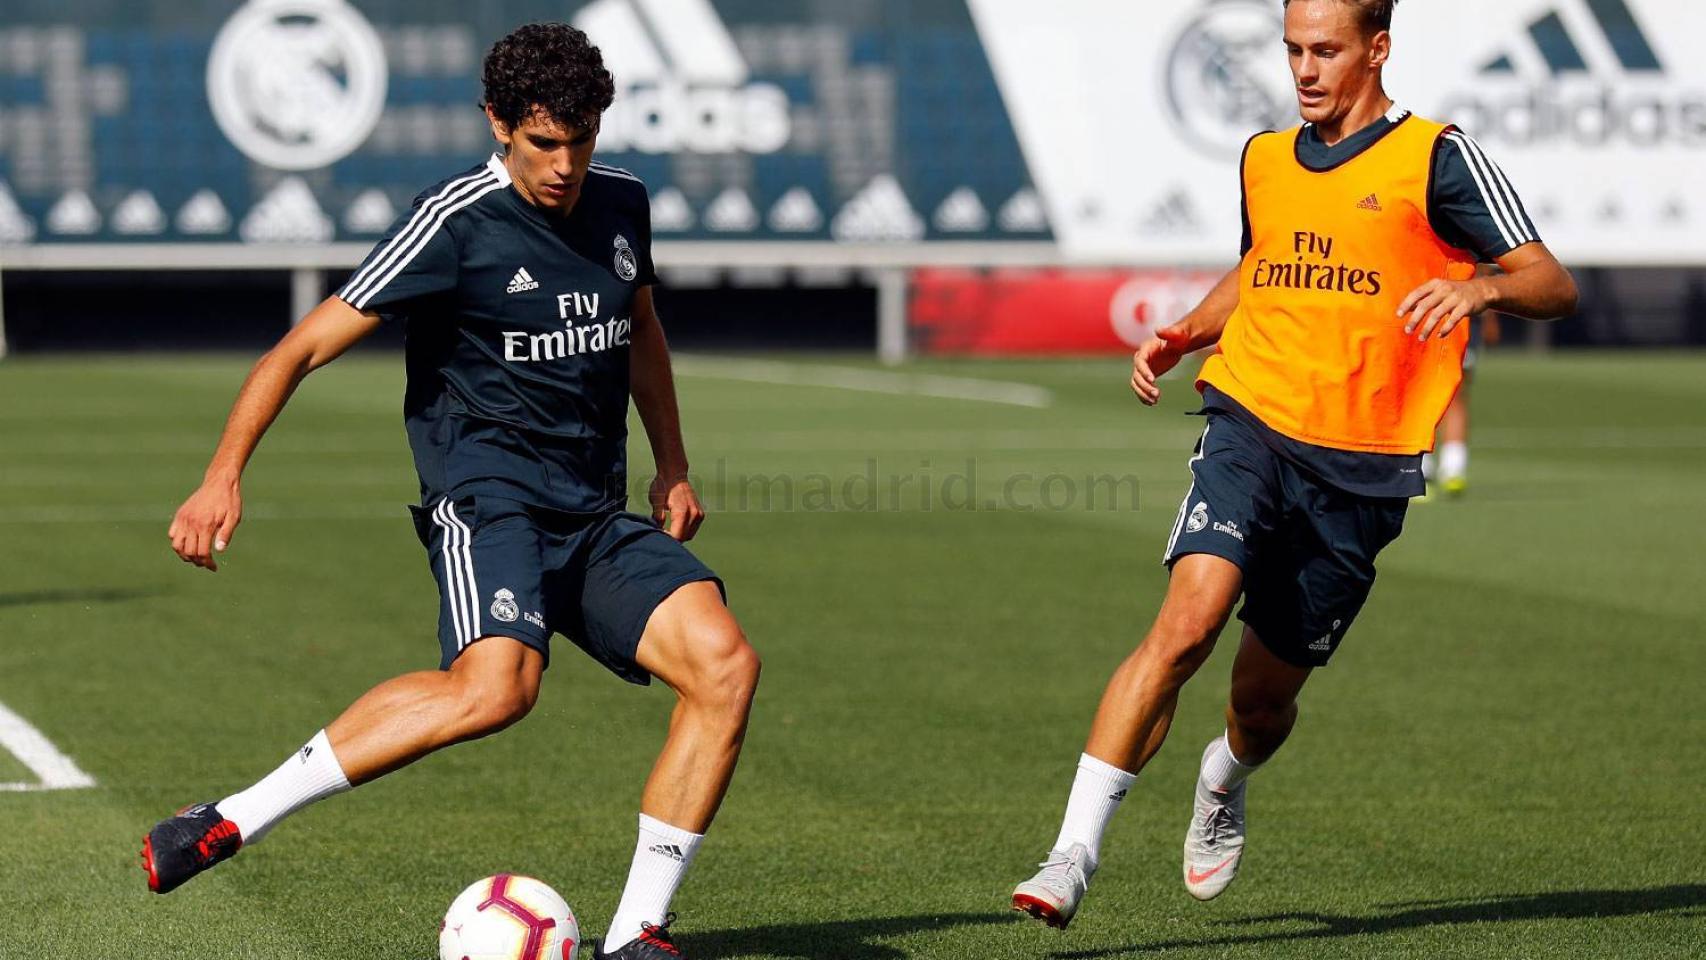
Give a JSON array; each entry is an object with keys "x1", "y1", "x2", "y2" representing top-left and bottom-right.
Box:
[
  {"x1": 0, "y1": 700, "x2": 96, "y2": 792},
  {"x1": 672, "y1": 356, "x2": 1054, "y2": 408}
]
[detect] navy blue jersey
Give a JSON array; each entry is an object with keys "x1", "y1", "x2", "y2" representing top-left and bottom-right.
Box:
[
  {"x1": 336, "y1": 154, "x2": 658, "y2": 513},
  {"x1": 1229, "y1": 106, "x2": 1538, "y2": 498}
]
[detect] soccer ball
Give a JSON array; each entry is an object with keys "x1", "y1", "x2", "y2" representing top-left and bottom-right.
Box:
[{"x1": 439, "y1": 874, "x2": 580, "y2": 960}]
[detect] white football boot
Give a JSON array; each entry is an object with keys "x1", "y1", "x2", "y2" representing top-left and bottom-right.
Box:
[
  {"x1": 1011, "y1": 841, "x2": 1095, "y2": 929},
  {"x1": 1182, "y1": 742, "x2": 1248, "y2": 901}
]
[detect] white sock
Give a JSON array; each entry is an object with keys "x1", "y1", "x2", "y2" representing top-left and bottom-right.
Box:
[
  {"x1": 1051, "y1": 753, "x2": 1136, "y2": 863},
  {"x1": 217, "y1": 730, "x2": 351, "y2": 844},
  {"x1": 1439, "y1": 441, "x2": 1469, "y2": 481},
  {"x1": 1199, "y1": 733, "x2": 1260, "y2": 795},
  {"x1": 604, "y1": 813, "x2": 704, "y2": 949}
]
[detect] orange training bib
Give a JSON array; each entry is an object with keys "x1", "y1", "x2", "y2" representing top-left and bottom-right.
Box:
[{"x1": 1197, "y1": 114, "x2": 1477, "y2": 454}]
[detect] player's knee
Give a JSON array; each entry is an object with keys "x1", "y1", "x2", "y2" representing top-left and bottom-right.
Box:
[
  {"x1": 683, "y1": 626, "x2": 761, "y2": 716},
  {"x1": 450, "y1": 669, "x2": 538, "y2": 737},
  {"x1": 1148, "y1": 607, "x2": 1224, "y2": 674}
]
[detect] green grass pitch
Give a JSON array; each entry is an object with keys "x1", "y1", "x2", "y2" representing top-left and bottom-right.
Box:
[{"x1": 0, "y1": 350, "x2": 1702, "y2": 959}]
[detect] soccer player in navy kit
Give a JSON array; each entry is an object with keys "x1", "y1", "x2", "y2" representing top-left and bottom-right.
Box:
[{"x1": 142, "y1": 25, "x2": 756, "y2": 959}]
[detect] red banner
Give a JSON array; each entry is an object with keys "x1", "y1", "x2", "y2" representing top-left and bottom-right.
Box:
[{"x1": 909, "y1": 268, "x2": 1225, "y2": 355}]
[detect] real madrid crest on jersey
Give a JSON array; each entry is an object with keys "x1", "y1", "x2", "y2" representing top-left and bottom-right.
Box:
[
  {"x1": 613, "y1": 234, "x2": 638, "y2": 282},
  {"x1": 490, "y1": 588, "x2": 520, "y2": 623}
]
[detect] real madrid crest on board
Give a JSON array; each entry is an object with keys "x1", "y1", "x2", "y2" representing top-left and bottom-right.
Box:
[
  {"x1": 1164, "y1": 0, "x2": 1293, "y2": 160},
  {"x1": 613, "y1": 235, "x2": 639, "y2": 282},
  {"x1": 490, "y1": 589, "x2": 520, "y2": 624},
  {"x1": 207, "y1": 0, "x2": 388, "y2": 171}
]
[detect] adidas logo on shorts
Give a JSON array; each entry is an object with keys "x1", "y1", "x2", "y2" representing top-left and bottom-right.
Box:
[{"x1": 506, "y1": 267, "x2": 539, "y2": 293}]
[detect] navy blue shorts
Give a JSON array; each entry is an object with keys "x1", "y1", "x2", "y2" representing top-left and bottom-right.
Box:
[
  {"x1": 1161, "y1": 412, "x2": 1407, "y2": 667},
  {"x1": 409, "y1": 496, "x2": 723, "y2": 684}
]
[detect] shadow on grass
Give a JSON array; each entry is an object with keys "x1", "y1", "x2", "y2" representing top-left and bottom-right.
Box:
[
  {"x1": 1052, "y1": 884, "x2": 1706, "y2": 958},
  {"x1": 0, "y1": 588, "x2": 160, "y2": 608},
  {"x1": 688, "y1": 912, "x2": 1020, "y2": 959}
]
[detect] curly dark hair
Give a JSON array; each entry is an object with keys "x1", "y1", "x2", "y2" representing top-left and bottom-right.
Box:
[
  {"x1": 482, "y1": 22, "x2": 616, "y2": 132},
  {"x1": 1283, "y1": 0, "x2": 1398, "y2": 34}
]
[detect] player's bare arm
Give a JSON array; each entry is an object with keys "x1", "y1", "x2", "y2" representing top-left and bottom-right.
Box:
[
  {"x1": 1399, "y1": 242, "x2": 1578, "y2": 340},
  {"x1": 168, "y1": 296, "x2": 382, "y2": 570},
  {"x1": 1131, "y1": 266, "x2": 1241, "y2": 406},
  {"x1": 629, "y1": 285, "x2": 704, "y2": 542}
]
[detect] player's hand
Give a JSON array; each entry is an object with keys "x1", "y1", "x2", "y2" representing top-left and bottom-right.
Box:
[
  {"x1": 168, "y1": 475, "x2": 242, "y2": 571},
  {"x1": 1398, "y1": 277, "x2": 1492, "y2": 341},
  {"x1": 650, "y1": 474, "x2": 704, "y2": 542},
  {"x1": 1130, "y1": 325, "x2": 1193, "y2": 406}
]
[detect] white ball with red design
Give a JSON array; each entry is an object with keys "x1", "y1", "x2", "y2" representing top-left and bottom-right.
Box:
[{"x1": 439, "y1": 873, "x2": 580, "y2": 960}]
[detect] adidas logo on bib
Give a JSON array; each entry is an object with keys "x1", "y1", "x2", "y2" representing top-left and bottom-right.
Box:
[
  {"x1": 1356, "y1": 193, "x2": 1382, "y2": 212},
  {"x1": 506, "y1": 267, "x2": 539, "y2": 293}
]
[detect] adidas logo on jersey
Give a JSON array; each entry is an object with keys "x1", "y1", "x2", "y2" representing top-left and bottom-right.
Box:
[
  {"x1": 506, "y1": 267, "x2": 539, "y2": 294},
  {"x1": 1356, "y1": 193, "x2": 1382, "y2": 212}
]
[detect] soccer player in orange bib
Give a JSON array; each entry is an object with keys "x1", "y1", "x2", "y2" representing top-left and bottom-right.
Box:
[{"x1": 1012, "y1": 0, "x2": 1577, "y2": 927}]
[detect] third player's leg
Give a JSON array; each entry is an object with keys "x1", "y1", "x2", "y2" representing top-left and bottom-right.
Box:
[
  {"x1": 632, "y1": 580, "x2": 761, "y2": 833},
  {"x1": 1083, "y1": 553, "x2": 1243, "y2": 773}
]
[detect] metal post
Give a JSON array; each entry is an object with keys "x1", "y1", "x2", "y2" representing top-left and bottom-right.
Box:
[
  {"x1": 290, "y1": 266, "x2": 321, "y2": 325},
  {"x1": 875, "y1": 267, "x2": 908, "y2": 366},
  {"x1": 0, "y1": 252, "x2": 8, "y2": 360}
]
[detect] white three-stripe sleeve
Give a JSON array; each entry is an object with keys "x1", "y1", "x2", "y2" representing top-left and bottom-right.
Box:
[
  {"x1": 335, "y1": 171, "x2": 499, "y2": 312},
  {"x1": 1438, "y1": 132, "x2": 1539, "y2": 258}
]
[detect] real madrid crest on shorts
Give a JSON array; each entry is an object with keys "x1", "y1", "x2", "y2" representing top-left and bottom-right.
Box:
[
  {"x1": 1186, "y1": 501, "x2": 1209, "y2": 533},
  {"x1": 490, "y1": 588, "x2": 520, "y2": 623},
  {"x1": 613, "y1": 234, "x2": 638, "y2": 282}
]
